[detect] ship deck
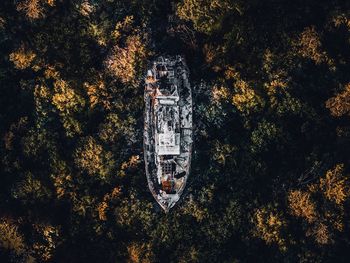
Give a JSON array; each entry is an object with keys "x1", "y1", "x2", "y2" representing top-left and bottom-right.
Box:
[{"x1": 144, "y1": 56, "x2": 192, "y2": 212}]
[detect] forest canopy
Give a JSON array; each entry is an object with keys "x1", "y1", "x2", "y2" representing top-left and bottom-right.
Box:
[{"x1": 1, "y1": 0, "x2": 350, "y2": 262}]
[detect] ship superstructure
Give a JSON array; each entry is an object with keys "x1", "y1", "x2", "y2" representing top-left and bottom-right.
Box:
[{"x1": 144, "y1": 56, "x2": 192, "y2": 212}]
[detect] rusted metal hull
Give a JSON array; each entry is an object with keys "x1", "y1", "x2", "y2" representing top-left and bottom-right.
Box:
[{"x1": 144, "y1": 56, "x2": 192, "y2": 212}]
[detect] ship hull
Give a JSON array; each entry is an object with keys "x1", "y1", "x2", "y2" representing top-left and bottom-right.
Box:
[{"x1": 143, "y1": 56, "x2": 192, "y2": 212}]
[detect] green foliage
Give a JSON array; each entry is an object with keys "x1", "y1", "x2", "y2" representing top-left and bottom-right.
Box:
[
  {"x1": 250, "y1": 120, "x2": 279, "y2": 153},
  {"x1": 0, "y1": 218, "x2": 26, "y2": 254},
  {"x1": 52, "y1": 79, "x2": 86, "y2": 137},
  {"x1": 177, "y1": 0, "x2": 244, "y2": 34},
  {"x1": 1, "y1": 0, "x2": 350, "y2": 262},
  {"x1": 12, "y1": 172, "x2": 52, "y2": 205},
  {"x1": 74, "y1": 136, "x2": 114, "y2": 180},
  {"x1": 287, "y1": 164, "x2": 350, "y2": 245}
]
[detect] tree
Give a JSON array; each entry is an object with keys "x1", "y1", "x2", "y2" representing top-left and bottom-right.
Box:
[
  {"x1": 127, "y1": 242, "x2": 154, "y2": 263},
  {"x1": 105, "y1": 34, "x2": 148, "y2": 85},
  {"x1": 287, "y1": 164, "x2": 349, "y2": 245},
  {"x1": 0, "y1": 218, "x2": 26, "y2": 255},
  {"x1": 9, "y1": 45, "x2": 36, "y2": 70},
  {"x1": 250, "y1": 120, "x2": 279, "y2": 153},
  {"x1": 288, "y1": 190, "x2": 317, "y2": 223},
  {"x1": 105, "y1": 16, "x2": 149, "y2": 86},
  {"x1": 177, "y1": 0, "x2": 243, "y2": 34},
  {"x1": 296, "y1": 26, "x2": 331, "y2": 65},
  {"x1": 11, "y1": 172, "x2": 52, "y2": 205},
  {"x1": 52, "y1": 79, "x2": 85, "y2": 137},
  {"x1": 232, "y1": 79, "x2": 265, "y2": 115},
  {"x1": 98, "y1": 113, "x2": 137, "y2": 145},
  {"x1": 16, "y1": 0, "x2": 44, "y2": 20},
  {"x1": 320, "y1": 164, "x2": 348, "y2": 205},
  {"x1": 74, "y1": 136, "x2": 114, "y2": 180},
  {"x1": 253, "y1": 206, "x2": 287, "y2": 251},
  {"x1": 83, "y1": 77, "x2": 111, "y2": 110},
  {"x1": 31, "y1": 223, "x2": 60, "y2": 262},
  {"x1": 325, "y1": 83, "x2": 350, "y2": 117}
]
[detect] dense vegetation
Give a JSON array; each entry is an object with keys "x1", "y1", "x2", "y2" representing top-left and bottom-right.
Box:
[{"x1": 1, "y1": 0, "x2": 350, "y2": 262}]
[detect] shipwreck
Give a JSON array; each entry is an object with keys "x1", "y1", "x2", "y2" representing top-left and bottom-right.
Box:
[{"x1": 143, "y1": 56, "x2": 193, "y2": 212}]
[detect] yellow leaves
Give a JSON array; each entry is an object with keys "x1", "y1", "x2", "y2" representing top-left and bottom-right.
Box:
[
  {"x1": 224, "y1": 66, "x2": 241, "y2": 80},
  {"x1": 118, "y1": 155, "x2": 140, "y2": 177},
  {"x1": 52, "y1": 79, "x2": 85, "y2": 113},
  {"x1": 74, "y1": 136, "x2": 114, "y2": 179},
  {"x1": 97, "y1": 201, "x2": 108, "y2": 221},
  {"x1": 211, "y1": 85, "x2": 230, "y2": 102},
  {"x1": 88, "y1": 22, "x2": 109, "y2": 46},
  {"x1": 9, "y1": 45, "x2": 36, "y2": 70},
  {"x1": 320, "y1": 164, "x2": 348, "y2": 205},
  {"x1": 17, "y1": 0, "x2": 44, "y2": 20},
  {"x1": 290, "y1": 168, "x2": 348, "y2": 212},
  {"x1": 127, "y1": 242, "x2": 154, "y2": 263},
  {"x1": 44, "y1": 65, "x2": 60, "y2": 80},
  {"x1": 296, "y1": 26, "x2": 334, "y2": 69},
  {"x1": 79, "y1": 1, "x2": 95, "y2": 17},
  {"x1": 105, "y1": 34, "x2": 149, "y2": 85},
  {"x1": 51, "y1": 159, "x2": 75, "y2": 200},
  {"x1": 74, "y1": 136, "x2": 104, "y2": 174},
  {"x1": 54, "y1": 174, "x2": 73, "y2": 199},
  {"x1": 105, "y1": 16, "x2": 149, "y2": 85},
  {"x1": 253, "y1": 207, "x2": 287, "y2": 251},
  {"x1": 298, "y1": 26, "x2": 325, "y2": 64},
  {"x1": 112, "y1": 15, "x2": 134, "y2": 41},
  {"x1": 36, "y1": 84, "x2": 51, "y2": 100},
  {"x1": 0, "y1": 218, "x2": 60, "y2": 262},
  {"x1": 203, "y1": 43, "x2": 217, "y2": 64},
  {"x1": 115, "y1": 192, "x2": 154, "y2": 228},
  {"x1": 16, "y1": 0, "x2": 55, "y2": 20},
  {"x1": 121, "y1": 155, "x2": 140, "y2": 170},
  {"x1": 97, "y1": 186, "x2": 121, "y2": 221},
  {"x1": 176, "y1": 0, "x2": 241, "y2": 34},
  {"x1": 181, "y1": 196, "x2": 208, "y2": 222},
  {"x1": 265, "y1": 79, "x2": 288, "y2": 95},
  {"x1": 325, "y1": 83, "x2": 350, "y2": 117},
  {"x1": 98, "y1": 113, "x2": 137, "y2": 145},
  {"x1": 288, "y1": 190, "x2": 317, "y2": 223},
  {"x1": 3, "y1": 117, "x2": 28, "y2": 151},
  {"x1": 34, "y1": 83, "x2": 52, "y2": 125},
  {"x1": 83, "y1": 79, "x2": 111, "y2": 109},
  {"x1": 262, "y1": 50, "x2": 288, "y2": 93},
  {"x1": 232, "y1": 79, "x2": 264, "y2": 114},
  {"x1": 307, "y1": 222, "x2": 332, "y2": 245},
  {"x1": 46, "y1": 0, "x2": 55, "y2": 7},
  {"x1": 331, "y1": 13, "x2": 350, "y2": 30},
  {"x1": 52, "y1": 79, "x2": 85, "y2": 136},
  {"x1": 0, "y1": 218, "x2": 25, "y2": 255},
  {"x1": 287, "y1": 164, "x2": 349, "y2": 245},
  {"x1": 181, "y1": 186, "x2": 216, "y2": 222},
  {"x1": 32, "y1": 223, "x2": 60, "y2": 262},
  {"x1": 111, "y1": 186, "x2": 122, "y2": 199}
]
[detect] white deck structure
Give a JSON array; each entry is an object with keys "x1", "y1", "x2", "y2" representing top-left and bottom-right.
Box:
[{"x1": 144, "y1": 56, "x2": 192, "y2": 212}]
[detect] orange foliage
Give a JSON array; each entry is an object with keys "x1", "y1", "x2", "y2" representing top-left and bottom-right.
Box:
[
  {"x1": 320, "y1": 164, "x2": 348, "y2": 205},
  {"x1": 253, "y1": 207, "x2": 287, "y2": 250},
  {"x1": 326, "y1": 83, "x2": 350, "y2": 117},
  {"x1": 298, "y1": 26, "x2": 327, "y2": 64},
  {"x1": 16, "y1": 0, "x2": 44, "y2": 20},
  {"x1": 288, "y1": 190, "x2": 317, "y2": 223},
  {"x1": 9, "y1": 45, "x2": 36, "y2": 69}
]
